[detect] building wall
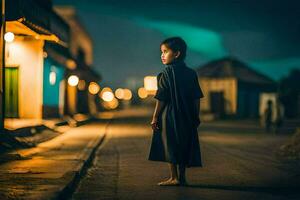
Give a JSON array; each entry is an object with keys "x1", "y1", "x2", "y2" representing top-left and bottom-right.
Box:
[
  {"x1": 199, "y1": 78, "x2": 237, "y2": 115},
  {"x1": 54, "y1": 6, "x2": 93, "y2": 65},
  {"x1": 237, "y1": 87, "x2": 260, "y2": 118},
  {"x1": 43, "y1": 57, "x2": 65, "y2": 118},
  {"x1": 6, "y1": 38, "x2": 44, "y2": 118},
  {"x1": 67, "y1": 85, "x2": 77, "y2": 115}
]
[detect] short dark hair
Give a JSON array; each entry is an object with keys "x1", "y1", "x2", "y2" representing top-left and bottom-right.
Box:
[{"x1": 160, "y1": 37, "x2": 187, "y2": 61}]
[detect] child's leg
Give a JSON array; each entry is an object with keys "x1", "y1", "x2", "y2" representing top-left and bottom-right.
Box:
[
  {"x1": 169, "y1": 163, "x2": 178, "y2": 180},
  {"x1": 178, "y1": 164, "x2": 187, "y2": 185},
  {"x1": 158, "y1": 164, "x2": 179, "y2": 186}
]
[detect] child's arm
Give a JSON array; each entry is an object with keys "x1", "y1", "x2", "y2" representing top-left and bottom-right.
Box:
[
  {"x1": 151, "y1": 100, "x2": 166, "y2": 130},
  {"x1": 152, "y1": 100, "x2": 166, "y2": 122}
]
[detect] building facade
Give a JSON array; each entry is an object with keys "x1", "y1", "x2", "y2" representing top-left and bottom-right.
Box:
[
  {"x1": 4, "y1": 0, "x2": 69, "y2": 119},
  {"x1": 54, "y1": 6, "x2": 101, "y2": 116},
  {"x1": 197, "y1": 57, "x2": 277, "y2": 119}
]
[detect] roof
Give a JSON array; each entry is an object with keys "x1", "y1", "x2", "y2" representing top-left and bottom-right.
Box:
[
  {"x1": 196, "y1": 57, "x2": 275, "y2": 85},
  {"x1": 4, "y1": 0, "x2": 70, "y2": 44}
]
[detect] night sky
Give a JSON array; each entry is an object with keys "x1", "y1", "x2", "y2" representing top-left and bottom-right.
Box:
[{"x1": 53, "y1": 0, "x2": 300, "y2": 89}]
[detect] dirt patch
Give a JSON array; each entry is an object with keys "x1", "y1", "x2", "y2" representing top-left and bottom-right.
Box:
[{"x1": 278, "y1": 128, "x2": 300, "y2": 160}]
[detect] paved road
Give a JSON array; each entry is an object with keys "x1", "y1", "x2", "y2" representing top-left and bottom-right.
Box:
[{"x1": 73, "y1": 116, "x2": 300, "y2": 200}]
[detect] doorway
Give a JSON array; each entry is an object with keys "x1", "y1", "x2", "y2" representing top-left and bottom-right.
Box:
[
  {"x1": 5, "y1": 67, "x2": 19, "y2": 118},
  {"x1": 210, "y1": 91, "x2": 225, "y2": 118}
]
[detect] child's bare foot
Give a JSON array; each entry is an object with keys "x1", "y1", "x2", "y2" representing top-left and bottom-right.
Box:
[{"x1": 158, "y1": 178, "x2": 179, "y2": 186}]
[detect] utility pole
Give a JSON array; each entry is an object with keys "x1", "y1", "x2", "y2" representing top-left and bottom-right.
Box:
[{"x1": 0, "y1": 0, "x2": 5, "y2": 130}]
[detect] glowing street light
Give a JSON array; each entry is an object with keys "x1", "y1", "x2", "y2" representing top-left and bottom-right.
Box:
[
  {"x1": 88, "y1": 82, "x2": 100, "y2": 94},
  {"x1": 138, "y1": 87, "x2": 148, "y2": 99},
  {"x1": 109, "y1": 98, "x2": 119, "y2": 109},
  {"x1": 144, "y1": 76, "x2": 157, "y2": 91},
  {"x1": 99, "y1": 87, "x2": 112, "y2": 97},
  {"x1": 102, "y1": 97, "x2": 119, "y2": 109},
  {"x1": 102, "y1": 91, "x2": 114, "y2": 102},
  {"x1": 4, "y1": 32, "x2": 14, "y2": 43},
  {"x1": 66, "y1": 59, "x2": 76, "y2": 69},
  {"x1": 68, "y1": 75, "x2": 79, "y2": 86},
  {"x1": 123, "y1": 88, "x2": 132, "y2": 100},
  {"x1": 115, "y1": 88, "x2": 125, "y2": 99},
  {"x1": 49, "y1": 71, "x2": 56, "y2": 85}
]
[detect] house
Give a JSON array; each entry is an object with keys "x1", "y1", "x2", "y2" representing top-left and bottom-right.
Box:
[
  {"x1": 196, "y1": 57, "x2": 277, "y2": 118},
  {"x1": 4, "y1": 0, "x2": 69, "y2": 119}
]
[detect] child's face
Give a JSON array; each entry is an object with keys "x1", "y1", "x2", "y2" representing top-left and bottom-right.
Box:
[{"x1": 160, "y1": 44, "x2": 180, "y2": 65}]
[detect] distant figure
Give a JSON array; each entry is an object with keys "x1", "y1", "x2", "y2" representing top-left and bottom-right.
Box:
[
  {"x1": 148, "y1": 37, "x2": 204, "y2": 186},
  {"x1": 264, "y1": 100, "x2": 273, "y2": 132},
  {"x1": 275, "y1": 102, "x2": 285, "y2": 133}
]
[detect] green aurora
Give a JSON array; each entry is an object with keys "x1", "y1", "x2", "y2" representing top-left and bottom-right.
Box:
[{"x1": 134, "y1": 18, "x2": 227, "y2": 59}]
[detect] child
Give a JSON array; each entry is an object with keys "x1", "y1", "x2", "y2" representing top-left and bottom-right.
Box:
[{"x1": 148, "y1": 37, "x2": 204, "y2": 186}]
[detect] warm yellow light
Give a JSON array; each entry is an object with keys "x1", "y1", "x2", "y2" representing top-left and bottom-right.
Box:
[
  {"x1": 49, "y1": 72, "x2": 56, "y2": 85},
  {"x1": 102, "y1": 97, "x2": 119, "y2": 110},
  {"x1": 88, "y1": 82, "x2": 100, "y2": 94},
  {"x1": 78, "y1": 80, "x2": 86, "y2": 91},
  {"x1": 99, "y1": 87, "x2": 112, "y2": 97},
  {"x1": 4, "y1": 32, "x2": 15, "y2": 43},
  {"x1": 102, "y1": 91, "x2": 114, "y2": 102},
  {"x1": 66, "y1": 59, "x2": 76, "y2": 69},
  {"x1": 144, "y1": 76, "x2": 158, "y2": 91},
  {"x1": 68, "y1": 75, "x2": 79, "y2": 86},
  {"x1": 123, "y1": 88, "x2": 132, "y2": 100},
  {"x1": 109, "y1": 98, "x2": 119, "y2": 109},
  {"x1": 138, "y1": 87, "x2": 148, "y2": 99},
  {"x1": 110, "y1": 98, "x2": 119, "y2": 109},
  {"x1": 102, "y1": 87, "x2": 113, "y2": 92},
  {"x1": 43, "y1": 52, "x2": 48, "y2": 58},
  {"x1": 115, "y1": 88, "x2": 125, "y2": 99}
]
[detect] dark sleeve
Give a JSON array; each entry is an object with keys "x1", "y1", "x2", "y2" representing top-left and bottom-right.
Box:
[
  {"x1": 193, "y1": 73, "x2": 204, "y2": 99},
  {"x1": 154, "y1": 72, "x2": 169, "y2": 101}
]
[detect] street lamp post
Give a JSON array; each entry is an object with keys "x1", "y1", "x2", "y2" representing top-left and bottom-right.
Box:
[{"x1": 0, "y1": 0, "x2": 5, "y2": 130}]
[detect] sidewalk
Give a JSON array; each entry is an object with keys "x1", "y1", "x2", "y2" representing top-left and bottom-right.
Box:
[
  {"x1": 4, "y1": 114, "x2": 95, "y2": 131},
  {"x1": 0, "y1": 118, "x2": 111, "y2": 200},
  {"x1": 1, "y1": 115, "x2": 96, "y2": 155}
]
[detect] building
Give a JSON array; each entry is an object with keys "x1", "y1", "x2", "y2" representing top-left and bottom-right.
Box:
[
  {"x1": 54, "y1": 6, "x2": 101, "y2": 116},
  {"x1": 196, "y1": 57, "x2": 277, "y2": 118},
  {"x1": 3, "y1": 0, "x2": 69, "y2": 119},
  {"x1": 42, "y1": 41, "x2": 75, "y2": 118}
]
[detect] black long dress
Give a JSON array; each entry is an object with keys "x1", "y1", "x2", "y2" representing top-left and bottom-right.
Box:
[{"x1": 148, "y1": 60, "x2": 204, "y2": 167}]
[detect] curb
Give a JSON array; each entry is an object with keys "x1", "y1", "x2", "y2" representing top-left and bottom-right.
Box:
[
  {"x1": 1, "y1": 117, "x2": 95, "y2": 156},
  {"x1": 55, "y1": 118, "x2": 113, "y2": 200}
]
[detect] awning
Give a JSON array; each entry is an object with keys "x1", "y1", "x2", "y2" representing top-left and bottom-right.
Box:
[{"x1": 4, "y1": 0, "x2": 69, "y2": 44}]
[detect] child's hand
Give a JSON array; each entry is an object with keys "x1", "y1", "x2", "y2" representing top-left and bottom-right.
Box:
[{"x1": 151, "y1": 119, "x2": 160, "y2": 131}]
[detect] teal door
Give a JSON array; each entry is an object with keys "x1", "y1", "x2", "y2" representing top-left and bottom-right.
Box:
[{"x1": 5, "y1": 67, "x2": 19, "y2": 118}]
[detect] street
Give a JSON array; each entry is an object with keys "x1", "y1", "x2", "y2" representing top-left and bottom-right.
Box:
[
  {"x1": 2, "y1": 1, "x2": 300, "y2": 200},
  {"x1": 72, "y1": 112, "x2": 300, "y2": 200}
]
